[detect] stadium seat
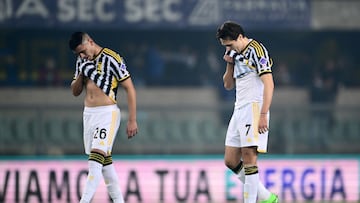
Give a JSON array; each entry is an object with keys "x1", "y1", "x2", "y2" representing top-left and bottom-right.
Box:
[
  {"x1": 11, "y1": 117, "x2": 36, "y2": 143},
  {"x1": 64, "y1": 119, "x2": 83, "y2": 143},
  {"x1": 335, "y1": 88, "x2": 360, "y2": 120},
  {"x1": 44, "y1": 118, "x2": 65, "y2": 144},
  {"x1": 165, "y1": 118, "x2": 184, "y2": 143},
  {"x1": 198, "y1": 118, "x2": 220, "y2": 144},
  {"x1": 0, "y1": 116, "x2": 12, "y2": 144}
]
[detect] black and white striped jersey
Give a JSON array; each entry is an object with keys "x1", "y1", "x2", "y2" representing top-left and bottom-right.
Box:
[
  {"x1": 73, "y1": 48, "x2": 130, "y2": 103},
  {"x1": 228, "y1": 39, "x2": 273, "y2": 108},
  {"x1": 227, "y1": 39, "x2": 273, "y2": 78}
]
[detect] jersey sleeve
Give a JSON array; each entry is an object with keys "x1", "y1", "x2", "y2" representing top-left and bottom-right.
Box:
[
  {"x1": 251, "y1": 40, "x2": 273, "y2": 76},
  {"x1": 113, "y1": 55, "x2": 130, "y2": 82},
  {"x1": 102, "y1": 48, "x2": 130, "y2": 82}
]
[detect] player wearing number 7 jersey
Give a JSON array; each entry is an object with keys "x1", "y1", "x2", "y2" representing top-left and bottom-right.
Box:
[
  {"x1": 69, "y1": 32, "x2": 138, "y2": 203},
  {"x1": 216, "y1": 21, "x2": 278, "y2": 203}
]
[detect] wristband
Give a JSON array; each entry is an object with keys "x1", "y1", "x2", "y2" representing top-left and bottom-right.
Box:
[{"x1": 227, "y1": 62, "x2": 235, "y2": 65}]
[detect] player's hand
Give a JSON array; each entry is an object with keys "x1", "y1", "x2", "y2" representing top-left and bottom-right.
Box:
[
  {"x1": 258, "y1": 114, "x2": 269, "y2": 134},
  {"x1": 126, "y1": 120, "x2": 138, "y2": 139},
  {"x1": 223, "y1": 47, "x2": 234, "y2": 64}
]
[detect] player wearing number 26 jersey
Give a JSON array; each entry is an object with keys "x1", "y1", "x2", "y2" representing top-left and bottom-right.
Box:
[
  {"x1": 69, "y1": 32, "x2": 138, "y2": 203},
  {"x1": 73, "y1": 48, "x2": 130, "y2": 103}
]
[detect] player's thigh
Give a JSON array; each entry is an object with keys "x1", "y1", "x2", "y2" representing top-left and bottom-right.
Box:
[
  {"x1": 84, "y1": 105, "x2": 120, "y2": 155},
  {"x1": 91, "y1": 109, "x2": 120, "y2": 154},
  {"x1": 225, "y1": 112, "x2": 241, "y2": 147}
]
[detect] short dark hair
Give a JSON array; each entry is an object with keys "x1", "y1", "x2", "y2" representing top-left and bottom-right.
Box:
[
  {"x1": 216, "y1": 21, "x2": 245, "y2": 41},
  {"x1": 69, "y1": 32, "x2": 85, "y2": 51}
]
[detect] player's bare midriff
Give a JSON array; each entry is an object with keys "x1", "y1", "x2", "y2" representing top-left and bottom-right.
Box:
[{"x1": 84, "y1": 80, "x2": 115, "y2": 107}]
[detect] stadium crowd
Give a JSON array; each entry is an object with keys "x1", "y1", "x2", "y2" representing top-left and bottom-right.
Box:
[{"x1": 0, "y1": 30, "x2": 359, "y2": 103}]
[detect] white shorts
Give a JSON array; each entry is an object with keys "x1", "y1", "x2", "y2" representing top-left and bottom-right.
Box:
[
  {"x1": 225, "y1": 102, "x2": 269, "y2": 153},
  {"x1": 83, "y1": 104, "x2": 121, "y2": 155}
]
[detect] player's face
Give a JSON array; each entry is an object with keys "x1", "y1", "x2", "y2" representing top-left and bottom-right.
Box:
[
  {"x1": 74, "y1": 38, "x2": 94, "y2": 60},
  {"x1": 220, "y1": 37, "x2": 241, "y2": 53},
  {"x1": 220, "y1": 38, "x2": 235, "y2": 49}
]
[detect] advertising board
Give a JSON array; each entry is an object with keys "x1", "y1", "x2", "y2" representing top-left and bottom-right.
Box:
[{"x1": 0, "y1": 156, "x2": 358, "y2": 202}]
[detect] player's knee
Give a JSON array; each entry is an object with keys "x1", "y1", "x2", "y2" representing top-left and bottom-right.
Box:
[
  {"x1": 88, "y1": 151, "x2": 105, "y2": 165},
  {"x1": 229, "y1": 161, "x2": 243, "y2": 174},
  {"x1": 224, "y1": 159, "x2": 238, "y2": 170},
  {"x1": 91, "y1": 148, "x2": 106, "y2": 156}
]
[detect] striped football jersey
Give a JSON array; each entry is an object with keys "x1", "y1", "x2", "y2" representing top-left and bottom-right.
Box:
[
  {"x1": 229, "y1": 39, "x2": 273, "y2": 108},
  {"x1": 73, "y1": 48, "x2": 130, "y2": 103},
  {"x1": 227, "y1": 39, "x2": 273, "y2": 78}
]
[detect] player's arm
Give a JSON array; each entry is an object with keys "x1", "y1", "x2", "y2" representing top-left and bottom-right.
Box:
[
  {"x1": 252, "y1": 41, "x2": 273, "y2": 114},
  {"x1": 222, "y1": 48, "x2": 235, "y2": 90},
  {"x1": 260, "y1": 73, "x2": 274, "y2": 114},
  {"x1": 258, "y1": 73, "x2": 274, "y2": 134},
  {"x1": 70, "y1": 57, "x2": 86, "y2": 96},
  {"x1": 71, "y1": 73, "x2": 84, "y2": 96},
  {"x1": 253, "y1": 40, "x2": 274, "y2": 133},
  {"x1": 223, "y1": 63, "x2": 235, "y2": 90},
  {"x1": 121, "y1": 78, "x2": 138, "y2": 138}
]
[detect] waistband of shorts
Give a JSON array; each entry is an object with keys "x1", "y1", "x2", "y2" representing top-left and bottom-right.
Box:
[
  {"x1": 234, "y1": 101, "x2": 261, "y2": 110},
  {"x1": 84, "y1": 104, "x2": 118, "y2": 113}
]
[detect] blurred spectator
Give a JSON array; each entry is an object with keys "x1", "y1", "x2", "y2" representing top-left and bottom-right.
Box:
[
  {"x1": 0, "y1": 30, "x2": 359, "y2": 88},
  {"x1": 38, "y1": 57, "x2": 61, "y2": 87},
  {"x1": 0, "y1": 50, "x2": 18, "y2": 86},
  {"x1": 146, "y1": 44, "x2": 165, "y2": 86},
  {"x1": 200, "y1": 45, "x2": 222, "y2": 87},
  {"x1": 336, "y1": 54, "x2": 357, "y2": 87},
  {"x1": 124, "y1": 43, "x2": 147, "y2": 87},
  {"x1": 310, "y1": 58, "x2": 342, "y2": 136},
  {"x1": 310, "y1": 58, "x2": 341, "y2": 104},
  {"x1": 273, "y1": 62, "x2": 293, "y2": 86},
  {"x1": 310, "y1": 37, "x2": 345, "y2": 104},
  {"x1": 162, "y1": 44, "x2": 199, "y2": 86}
]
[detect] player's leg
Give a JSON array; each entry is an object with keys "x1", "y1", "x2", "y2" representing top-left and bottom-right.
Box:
[
  {"x1": 238, "y1": 103, "x2": 276, "y2": 202},
  {"x1": 225, "y1": 109, "x2": 278, "y2": 201},
  {"x1": 241, "y1": 146, "x2": 259, "y2": 203},
  {"x1": 225, "y1": 109, "x2": 258, "y2": 202},
  {"x1": 234, "y1": 160, "x2": 276, "y2": 203},
  {"x1": 80, "y1": 105, "x2": 124, "y2": 203},
  {"x1": 224, "y1": 146, "x2": 242, "y2": 172},
  {"x1": 80, "y1": 108, "x2": 106, "y2": 203},
  {"x1": 103, "y1": 155, "x2": 124, "y2": 203},
  {"x1": 254, "y1": 106, "x2": 278, "y2": 203},
  {"x1": 225, "y1": 147, "x2": 276, "y2": 203},
  {"x1": 80, "y1": 149, "x2": 106, "y2": 203},
  {"x1": 225, "y1": 109, "x2": 273, "y2": 202},
  {"x1": 224, "y1": 111, "x2": 244, "y2": 181},
  {"x1": 100, "y1": 105, "x2": 124, "y2": 203}
]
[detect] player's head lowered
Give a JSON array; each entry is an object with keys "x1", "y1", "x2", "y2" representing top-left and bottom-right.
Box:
[
  {"x1": 69, "y1": 31, "x2": 98, "y2": 60},
  {"x1": 69, "y1": 32, "x2": 86, "y2": 51},
  {"x1": 216, "y1": 21, "x2": 247, "y2": 53},
  {"x1": 216, "y1": 21, "x2": 245, "y2": 41}
]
